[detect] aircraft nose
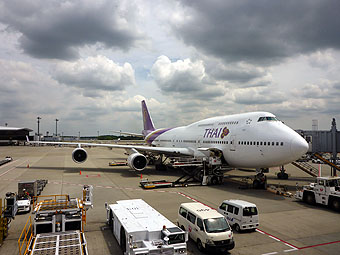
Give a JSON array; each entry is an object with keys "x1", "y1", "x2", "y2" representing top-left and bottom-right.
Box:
[{"x1": 290, "y1": 136, "x2": 309, "y2": 159}]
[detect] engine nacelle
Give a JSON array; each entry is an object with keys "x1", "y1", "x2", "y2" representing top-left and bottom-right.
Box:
[
  {"x1": 72, "y1": 148, "x2": 87, "y2": 163},
  {"x1": 127, "y1": 153, "x2": 147, "y2": 171}
]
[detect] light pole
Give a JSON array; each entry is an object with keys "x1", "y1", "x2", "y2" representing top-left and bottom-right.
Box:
[
  {"x1": 97, "y1": 131, "x2": 99, "y2": 139},
  {"x1": 37, "y1": 117, "x2": 41, "y2": 141},
  {"x1": 55, "y1": 119, "x2": 59, "y2": 136}
]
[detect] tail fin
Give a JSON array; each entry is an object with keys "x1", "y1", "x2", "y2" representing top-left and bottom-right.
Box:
[{"x1": 141, "y1": 100, "x2": 155, "y2": 136}]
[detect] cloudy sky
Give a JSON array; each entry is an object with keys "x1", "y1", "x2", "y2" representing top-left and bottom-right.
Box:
[{"x1": 1, "y1": 0, "x2": 340, "y2": 136}]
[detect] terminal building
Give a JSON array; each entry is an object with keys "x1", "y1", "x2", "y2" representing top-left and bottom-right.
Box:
[{"x1": 0, "y1": 126, "x2": 32, "y2": 145}]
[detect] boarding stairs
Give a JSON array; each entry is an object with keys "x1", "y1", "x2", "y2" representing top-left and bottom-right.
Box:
[
  {"x1": 314, "y1": 153, "x2": 340, "y2": 173},
  {"x1": 291, "y1": 161, "x2": 319, "y2": 177}
]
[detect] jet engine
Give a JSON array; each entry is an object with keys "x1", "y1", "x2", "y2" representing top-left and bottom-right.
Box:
[
  {"x1": 127, "y1": 153, "x2": 147, "y2": 171},
  {"x1": 72, "y1": 148, "x2": 87, "y2": 163}
]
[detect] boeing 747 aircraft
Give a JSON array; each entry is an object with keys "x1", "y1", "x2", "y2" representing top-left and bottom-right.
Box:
[{"x1": 27, "y1": 100, "x2": 308, "y2": 187}]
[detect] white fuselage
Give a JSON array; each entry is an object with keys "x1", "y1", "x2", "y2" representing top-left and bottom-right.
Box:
[{"x1": 146, "y1": 112, "x2": 308, "y2": 168}]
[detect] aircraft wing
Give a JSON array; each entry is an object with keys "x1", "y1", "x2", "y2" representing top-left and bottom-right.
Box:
[
  {"x1": 111, "y1": 130, "x2": 144, "y2": 137},
  {"x1": 26, "y1": 137, "x2": 193, "y2": 156}
]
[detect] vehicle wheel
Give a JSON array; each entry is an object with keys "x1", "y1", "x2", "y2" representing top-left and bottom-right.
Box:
[
  {"x1": 180, "y1": 225, "x2": 185, "y2": 231},
  {"x1": 305, "y1": 193, "x2": 316, "y2": 205},
  {"x1": 277, "y1": 172, "x2": 283, "y2": 179},
  {"x1": 331, "y1": 199, "x2": 340, "y2": 211},
  {"x1": 234, "y1": 224, "x2": 241, "y2": 232},
  {"x1": 197, "y1": 239, "x2": 204, "y2": 252},
  {"x1": 283, "y1": 173, "x2": 289, "y2": 179}
]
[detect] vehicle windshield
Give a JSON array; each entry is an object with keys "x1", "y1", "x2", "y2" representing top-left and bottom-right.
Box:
[
  {"x1": 168, "y1": 233, "x2": 185, "y2": 244},
  {"x1": 328, "y1": 179, "x2": 340, "y2": 187},
  {"x1": 203, "y1": 217, "x2": 230, "y2": 233},
  {"x1": 243, "y1": 207, "x2": 258, "y2": 216}
]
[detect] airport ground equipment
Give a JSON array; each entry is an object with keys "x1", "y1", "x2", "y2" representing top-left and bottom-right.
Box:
[
  {"x1": 0, "y1": 156, "x2": 12, "y2": 166},
  {"x1": 18, "y1": 185, "x2": 93, "y2": 255},
  {"x1": 18, "y1": 180, "x2": 48, "y2": 202},
  {"x1": 295, "y1": 176, "x2": 340, "y2": 211},
  {"x1": 140, "y1": 156, "x2": 228, "y2": 189},
  {"x1": 105, "y1": 199, "x2": 188, "y2": 255},
  {"x1": 298, "y1": 117, "x2": 340, "y2": 176},
  {"x1": 291, "y1": 161, "x2": 319, "y2": 177},
  {"x1": 0, "y1": 193, "x2": 18, "y2": 246}
]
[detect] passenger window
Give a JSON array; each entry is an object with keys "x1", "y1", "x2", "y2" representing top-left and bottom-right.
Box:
[
  {"x1": 219, "y1": 203, "x2": 227, "y2": 211},
  {"x1": 227, "y1": 205, "x2": 234, "y2": 213},
  {"x1": 197, "y1": 218, "x2": 204, "y2": 230},
  {"x1": 281, "y1": 142, "x2": 283, "y2": 146},
  {"x1": 234, "y1": 207, "x2": 239, "y2": 215},
  {"x1": 179, "y1": 207, "x2": 187, "y2": 218},
  {"x1": 187, "y1": 212, "x2": 196, "y2": 224},
  {"x1": 272, "y1": 142, "x2": 274, "y2": 146},
  {"x1": 276, "y1": 142, "x2": 279, "y2": 146},
  {"x1": 264, "y1": 142, "x2": 266, "y2": 145}
]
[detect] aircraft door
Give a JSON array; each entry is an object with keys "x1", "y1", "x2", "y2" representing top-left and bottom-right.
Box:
[{"x1": 230, "y1": 135, "x2": 236, "y2": 151}]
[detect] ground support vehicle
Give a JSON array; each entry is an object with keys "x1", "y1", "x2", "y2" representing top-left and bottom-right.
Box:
[
  {"x1": 0, "y1": 193, "x2": 18, "y2": 246},
  {"x1": 0, "y1": 156, "x2": 12, "y2": 166},
  {"x1": 18, "y1": 180, "x2": 48, "y2": 202},
  {"x1": 16, "y1": 197, "x2": 31, "y2": 213},
  {"x1": 105, "y1": 199, "x2": 188, "y2": 255},
  {"x1": 218, "y1": 200, "x2": 259, "y2": 232},
  {"x1": 18, "y1": 185, "x2": 93, "y2": 255},
  {"x1": 178, "y1": 202, "x2": 235, "y2": 252},
  {"x1": 140, "y1": 156, "x2": 230, "y2": 189},
  {"x1": 295, "y1": 176, "x2": 340, "y2": 211}
]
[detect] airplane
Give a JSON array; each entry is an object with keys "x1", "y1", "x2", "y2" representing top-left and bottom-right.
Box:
[{"x1": 27, "y1": 100, "x2": 309, "y2": 188}]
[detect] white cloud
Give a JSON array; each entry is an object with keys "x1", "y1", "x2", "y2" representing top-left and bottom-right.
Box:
[
  {"x1": 54, "y1": 55, "x2": 136, "y2": 96},
  {"x1": 307, "y1": 50, "x2": 335, "y2": 69},
  {"x1": 151, "y1": 55, "x2": 205, "y2": 92}
]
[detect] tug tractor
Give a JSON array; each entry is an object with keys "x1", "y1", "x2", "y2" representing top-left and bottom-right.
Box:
[{"x1": 295, "y1": 176, "x2": 340, "y2": 212}]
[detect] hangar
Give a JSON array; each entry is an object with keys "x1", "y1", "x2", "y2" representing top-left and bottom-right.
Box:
[{"x1": 0, "y1": 126, "x2": 33, "y2": 145}]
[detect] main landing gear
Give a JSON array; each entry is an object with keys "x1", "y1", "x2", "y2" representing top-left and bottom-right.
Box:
[{"x1": 253, "y1": 168, "x2": 268, "y2": 189}]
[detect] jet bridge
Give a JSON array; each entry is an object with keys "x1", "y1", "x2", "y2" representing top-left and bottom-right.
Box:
[{"x1": 297, "y1": 118, "x2": 340, "y2": 176}]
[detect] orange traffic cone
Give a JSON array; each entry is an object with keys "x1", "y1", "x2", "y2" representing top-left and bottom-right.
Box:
[
  {"x1": 140, "y1": 173, "x2": 143, "y2": 179},
  {"x1": 79, "y1": 170, "x2": 82, "y2": 175},
  {"x1": 27, "y1": 164, "x2": 29, "y2": 168}
]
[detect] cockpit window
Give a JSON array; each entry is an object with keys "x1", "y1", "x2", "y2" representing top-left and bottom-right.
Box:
[{"x1": 258, "y1": 116, "x2": 278, "y2": 122}]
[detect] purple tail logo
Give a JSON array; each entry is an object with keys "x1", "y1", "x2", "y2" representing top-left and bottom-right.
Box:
[{"x1": 141, "y1": 100, "x2": 155, "y2": 136}]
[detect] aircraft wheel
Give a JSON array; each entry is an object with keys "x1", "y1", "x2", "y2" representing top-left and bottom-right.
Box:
[
  {"x1": 211, "y1": 176, "x2": 218, "y2": 185},
  {"x1": 253, "y1": 179, "x2": 260, "y2": 189}
]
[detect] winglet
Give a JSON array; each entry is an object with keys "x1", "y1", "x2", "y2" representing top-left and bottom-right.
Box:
[{"x1": 141, "y1": 100, "x2": 155, "y2": 136}]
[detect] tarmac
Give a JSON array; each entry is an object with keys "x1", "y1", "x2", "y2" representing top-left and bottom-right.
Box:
[{"x1": 0, "y1": 145, "x2": 339, "y2": 255}]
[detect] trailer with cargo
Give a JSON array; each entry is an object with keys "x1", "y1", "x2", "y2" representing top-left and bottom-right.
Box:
[{"x1": 105, "y1": 199, "x2": 188, "y2": 255}]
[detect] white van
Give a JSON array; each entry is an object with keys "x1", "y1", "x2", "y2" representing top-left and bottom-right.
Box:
[
  {"x1": 177, "y1": 202, "x2": 235, "y2": 252},
  {"x1": 218, "y1": 200, "x2": 259, "y2": 232}
]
